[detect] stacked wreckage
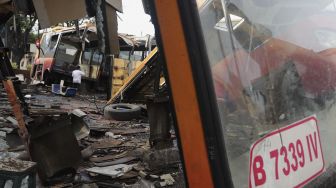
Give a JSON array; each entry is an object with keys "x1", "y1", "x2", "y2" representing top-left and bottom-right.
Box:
[{"x1": 0, "y1": 0, "x2": 182, "y2": 187}]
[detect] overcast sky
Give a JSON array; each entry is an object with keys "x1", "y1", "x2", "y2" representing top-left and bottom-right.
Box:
[{"x1": 117, "y1": 0, "x2": 155, "y2": 36}]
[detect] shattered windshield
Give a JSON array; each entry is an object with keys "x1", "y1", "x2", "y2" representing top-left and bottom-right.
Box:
[
  {"x1": 40, "y1": 33, "x2": 59, "y2": 57},
  {"x1": 197, "y1": 0, "x2": 336, "y2": 187}
]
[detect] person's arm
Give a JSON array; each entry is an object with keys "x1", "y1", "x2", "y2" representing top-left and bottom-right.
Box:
[{"x1": 80, "y1": 71, "x2": 85, "y2": 76}]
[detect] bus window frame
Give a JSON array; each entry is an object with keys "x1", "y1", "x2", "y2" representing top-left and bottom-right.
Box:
[{"x1": 148, "y1": 0, "x2": 234, "y2": 187}]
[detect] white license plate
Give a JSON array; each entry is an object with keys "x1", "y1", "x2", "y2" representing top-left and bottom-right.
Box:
[{"x1": 249, "y1": 115, "x2": 324, "y2": 188}]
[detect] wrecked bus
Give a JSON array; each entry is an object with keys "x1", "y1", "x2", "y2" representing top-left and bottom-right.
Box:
[
  {"x1": 31, "y1": 26, "x2": 98, "y2": 85},
  {"x1": 31, "y1": 25, "x2": 156, "y2": 94}
]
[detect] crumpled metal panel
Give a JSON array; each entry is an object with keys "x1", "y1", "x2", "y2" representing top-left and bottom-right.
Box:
[
  {"x1": 28, "y1": 113, "x2": 81, "y2": 184},
  {"x1": 71, "y1": 109, "x2": 90, "y2": 140}
]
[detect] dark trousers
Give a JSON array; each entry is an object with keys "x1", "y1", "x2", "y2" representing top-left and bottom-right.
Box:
[{"x1": 73, "y1": 83, "x2": 80, "y2": 90}]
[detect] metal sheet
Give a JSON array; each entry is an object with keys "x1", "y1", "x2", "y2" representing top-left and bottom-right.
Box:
[
  {"x1": 28, "y1": 114, "x2": 81, "y2": 183},
  {"x1": 32, "y1": 0, "x2": 86, "y2": 29},
  {"x1": 106, "y1": 0, "x2": 123, "y2": 13},
  {"x1": 93, "y1": 156, "x2": 137, "y2": 167},
  {"x1": 86, "y1": 164, "x2": 133, "y2": 178}
]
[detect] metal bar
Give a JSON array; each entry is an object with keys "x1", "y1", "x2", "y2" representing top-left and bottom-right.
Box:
[
  {"x1": 153, "y1": 0, "x2": 214, "y2": 187},
  {"x1": 2, "y1": 79, "x2": 29, "y2": 142}
]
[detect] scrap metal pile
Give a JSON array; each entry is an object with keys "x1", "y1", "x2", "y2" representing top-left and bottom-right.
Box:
[
  {"x1": 0, "y1": 0, "x2": 186, "y2": 187},
  {"x1": 0, "y1": 82, "x2": 185, "y2": 187}
]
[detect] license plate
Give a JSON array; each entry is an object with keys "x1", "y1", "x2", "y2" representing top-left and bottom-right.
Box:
[{"x1": 249, "y1": 115, "x2": 324, "y2": 188}]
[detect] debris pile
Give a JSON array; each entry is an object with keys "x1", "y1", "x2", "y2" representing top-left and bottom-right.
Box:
[
  {"x1": 0, "y1": 83, "x2": 24, "y2": 160},
  {"x1": 0, "y1": 83, "x2": 185, "y2": 187}
]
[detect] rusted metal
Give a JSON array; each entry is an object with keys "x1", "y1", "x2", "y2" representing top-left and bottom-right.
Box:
[
  {"x1": 146, "y1": 99, "x2": 172, "y2": 149},
  {"x1": 28, "y1": 114, "x2": 81, "y2": 184},
  {"x1": 2, "y1": 80, "x2": 28, "y2": 142},
  {"x1": 0, "y1": 43, "x2": 29, "y2": 156},
  {"x1": 0, "y1": 43, "x2": 29, "y2": 116}
]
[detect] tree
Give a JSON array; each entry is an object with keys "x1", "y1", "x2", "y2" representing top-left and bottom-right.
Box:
[{"x1": 1, "y1": 14, "x2": 37, "y2": 68}]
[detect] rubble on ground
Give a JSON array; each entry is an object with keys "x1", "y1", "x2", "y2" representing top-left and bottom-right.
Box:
[{"x1": 0, "y1": 83, "x2": 185, "y2": 187}]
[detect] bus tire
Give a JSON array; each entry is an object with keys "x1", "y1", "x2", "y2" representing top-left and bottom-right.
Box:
[{"x1": 104, "y1": 103, "x2": 142, "y2": 121}]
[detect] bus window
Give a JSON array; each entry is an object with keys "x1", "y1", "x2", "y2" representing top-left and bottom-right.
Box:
[
  {"x1": 49, "y1": 34, "x2": 59, "y2": 51},
  {"x1": 91, "y1": 51, "x2": 103, "y2": 65},
  {"x1": 81, "y1": 50, "x2": 92, "y2": 65},
  {"x1": 119, "y1": 51, "x2": 130, "y2": 60},
  {"x1": 130, "y1": 51, "x2": 143, "y2": 61},
  {"x1": 196, "y1": 0, "x2": 336, "y2": 187},
  {"x1": 53, "y1": 41, "x2": 79, "y2": 72}
]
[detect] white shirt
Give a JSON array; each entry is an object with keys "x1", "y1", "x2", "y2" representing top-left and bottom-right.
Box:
[{"x1": 72, "y1": 70, "x2": 85, "y2": 84}]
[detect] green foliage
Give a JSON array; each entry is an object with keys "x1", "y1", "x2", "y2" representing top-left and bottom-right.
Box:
[
  {"x1": 3, "y1": 14, "x2": 37, "y2": 67},
  {"x1": 17, "y1": 15, "x2": 36, "y2": 30},
  {"x1": 26, "y1": 63, "x2": 32, "y2": 71},
  {"x1": 11, "y1": 62, "x2": 18, "y2": 69},
  {"x1": 28, "y1": 32, "x2": 38, "y2": 43}
]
